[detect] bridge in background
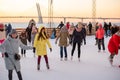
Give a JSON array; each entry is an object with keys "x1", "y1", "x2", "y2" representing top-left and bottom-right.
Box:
[{"x1": 0, "y1": 16, "x2": 120, "y2": 23}]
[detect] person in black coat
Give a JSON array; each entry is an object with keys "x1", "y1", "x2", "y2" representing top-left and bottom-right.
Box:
[
  {"x1": 88, "y1": 22, "x2": 92, "y2": 35},
  {"x1": 57, "y1": 21, "x2": 64, "y2": 29},
  {"x1": 71, "y1": 22, "x2": 84, "y2": 61},
  {"x1": 82, "y1": 24, "x2": 86, "y2": 45},
  {"x1": 6, "y1": 23, "x2": 12, "y2": 36}
]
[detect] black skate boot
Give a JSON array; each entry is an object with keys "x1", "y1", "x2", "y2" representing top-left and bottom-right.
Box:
[
  {"x1": 46, "y1": 63, "x2": 50, "y2": 69},
  {"x1": 37, "y1": 65, "x2": 40, "y2": 70}
]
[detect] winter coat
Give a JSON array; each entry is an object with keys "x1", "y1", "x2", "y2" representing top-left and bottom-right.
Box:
[
  {"x1": 19, "y1": 32, "x2": 27, "y2": 45},
  {"x1": 108, "y1": 33, "x2": 120, "y2": 55},
  {"x1": 68, "y1": 26, "x2": 74, "y2": 35},
  {"x1": 72, "y1": 28, "x2": 84, "y2": 43},
  {"x1": 96, "y1": 28, "x2": 105, "y2": 39},
  {"x1": 34, "y1": 26, "x2": 52, "y2": 56},
  {"x1": 31, "y1": 26, "x2": 38, "y2": 45},
  {"x1": 26, "y1": 26, "x2": 32, "y2": 42},
  {"x1": 0, "y1": 24, "x2": 6, "y2": 41},
  {"x1": 56, "y1": 27, "x2": 70, "y2": 47},
  {"x1": 0, "y1": 35, "x2": 33, "y2": 72}
]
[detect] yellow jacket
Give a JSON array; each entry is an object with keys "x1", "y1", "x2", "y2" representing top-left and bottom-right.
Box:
[{"x1": 34, "y1": 26, "x2": 52, "y2": 56}]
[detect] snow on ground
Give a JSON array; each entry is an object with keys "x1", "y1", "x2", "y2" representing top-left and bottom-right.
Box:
[{"x1": 0, "y1": 35, "x2": 120, "y2": 80}]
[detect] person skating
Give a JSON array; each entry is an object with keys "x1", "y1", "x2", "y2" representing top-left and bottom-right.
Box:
[
  {"x1": 96, "y1": 23, "x2": 105, "y2": 52},
  {"x1": 71, "y1": 22, "x2": 84, "y2": 61},
  {"x1": 0, "y1": 23, "x2": 6, "y2": 57},
  {"x1": 55, "y1": 26, "x2": 70, "y2": 61},
  {"x1": 19, "y1": 30, "x2": 28, "y2": 57},
  {"x1": 34, "y1": 26, "x2": 52, "y2": 70},
  {"x1": 0, "y1": 29, "x2": 33, "y2": 80},
  {"x1": 108, "y1": 29, "x2": 120, "y2": 66}
]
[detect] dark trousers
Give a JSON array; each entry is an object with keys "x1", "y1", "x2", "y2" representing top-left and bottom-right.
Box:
[
  {"x1": 69, "y1": 35, "x2": 73, "y2": 44},
  {"x1": 98, "y1": 38, "x2": 105, "y2": 50},
  {"x1": 8, "y1": 70, "x2": 22, "y2": 80},
  {"x1": 83, "y1": 36, "x2": 86, "y2": 45},
  {"x1": 37, "y1": 55, "x2": 48, "y2": 65},
  {"x1": 71, "y1": 42, "x2": 81, "y2": 58},
  {"x1": 21, "y1": 49, "x2": 26, "y2": 55},
  {"x1": 60, "y1": 46, "x2": 67, "y2": 58}
]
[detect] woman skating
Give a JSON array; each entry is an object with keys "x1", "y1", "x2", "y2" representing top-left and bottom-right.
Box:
[
  {"x1": 0, "y1": 29, "x2": 33, "y2": 80},
  {"x1": 71, "y1": 22, "x2": 84, "y2": 61},
  {"x1": 55, "y1": 26, "x2": 70, "y2": 61},
  {"x1": 34, "y1": 26, "x2": 52, "y2": 70}
]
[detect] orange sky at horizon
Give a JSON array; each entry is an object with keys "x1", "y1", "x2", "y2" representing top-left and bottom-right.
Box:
[{"x1": 0, "y1": 0, "x2": 120, "y2": 22}]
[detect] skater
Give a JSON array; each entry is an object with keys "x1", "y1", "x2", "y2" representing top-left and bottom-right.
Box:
[
  {"x1": 68, "y1": 25, "x2": 75, "y2": 45},
  {"x1": 57, "y1": 21, "x2": 64, "y2": 29},
  {"x1": 55, "y1": 26, "x2": 70, "y2": 61},
  {"x1": 108, "y1": 29, "x2": 120, "y2": 66},
  {"x1": 31, "y1": 23, "x2": 38, "y2": 57},
  {"x1": 0, "y1": 23, "x2": 6, "y2": 57},
  {"x1": 96, "y1": 23, "x2": 105, "y2": 52},
  {"x1": 95, "y1": 22, "x2": 99, "y2": 45},
  {"x1": 0, "y1": 29, "x2": 33, "y2": 80},
  {"x1": 34, "y1": 26, "x2": 52, "y2": 70},
  {"x1": 71, "y1": 22, "x2": 84, "y2": 61},
  {"x1": 6, "y1": 23, "x2": 12, "y2": 36},
  {"x1": 51, "y1": 28, "x2": 56, "y2": 39},
  {"x1": 88, "y1": 22, "x2": 92, "y2": 35},
  {"x1": 81, "y1": 24, "x2": 87, "y2": 45},
  {"x1": 19, "y1": 30, "x2": 27, "y2": 57}
]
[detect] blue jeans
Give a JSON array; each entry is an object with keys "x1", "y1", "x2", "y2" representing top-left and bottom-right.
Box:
[{"x1": 60, "y1": 47, "x2": 67, "y2": 58}]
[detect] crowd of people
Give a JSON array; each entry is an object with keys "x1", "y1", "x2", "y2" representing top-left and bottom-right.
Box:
[{"x1": 0, "y1": 19, "x2": 120, "y2": 80}]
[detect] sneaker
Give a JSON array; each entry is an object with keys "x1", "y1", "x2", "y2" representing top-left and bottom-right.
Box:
[{"x1": 46, "y1": 63, "x2": 50, "y2": 69}]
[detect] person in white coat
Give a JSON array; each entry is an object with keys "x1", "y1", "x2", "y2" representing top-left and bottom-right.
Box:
[{"x1": 0, "y1": 29, "x2": 33, "y2": 80}]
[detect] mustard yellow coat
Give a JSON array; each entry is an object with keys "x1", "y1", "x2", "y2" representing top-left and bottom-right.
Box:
[{"x1": 33, "y1": 27, "x2": 52, "y2": 56}]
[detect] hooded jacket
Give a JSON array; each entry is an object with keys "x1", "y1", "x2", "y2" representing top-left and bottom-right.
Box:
[
  {"x1": 34, "y1": 26, "x2": 52, "y2": 56},
  {"x1": 56, "y1": 26, "x2": 70, "y2": 47},
  {"x1": 108, "y1": 32, "x2": 120, "y2": 55}
]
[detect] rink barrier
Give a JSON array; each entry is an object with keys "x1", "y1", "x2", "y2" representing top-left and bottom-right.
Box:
[
  {"x1": 15, "y1": 27, "x2": 95, "y2": 37},
  {"x1": 15, "y1": 28, "x2": 61, "y2": 37}
]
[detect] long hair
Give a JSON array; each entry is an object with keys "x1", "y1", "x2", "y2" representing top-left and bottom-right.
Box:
[{"x1": 37, "y1": 28, "x2": 48, "y2": 40}]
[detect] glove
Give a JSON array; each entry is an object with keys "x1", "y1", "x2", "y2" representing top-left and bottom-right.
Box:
[
  {"x1": 50, "y1": 48, "x2": 52, "y2": 52},
  {"x1": 4, "y1": 52, "x2": 9, "y2": 58}
]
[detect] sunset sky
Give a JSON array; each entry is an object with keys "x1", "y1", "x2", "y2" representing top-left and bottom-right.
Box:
[{"x1": 0, "y1": 0, "x2": 120, "y2": 22}]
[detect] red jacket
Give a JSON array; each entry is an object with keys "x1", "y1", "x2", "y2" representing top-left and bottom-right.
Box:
[
  {"x1": 96, "y1": 28, "x2": 105, "y2": 39},
  {"x1": 108, "y1": 34, "x2": 120, "y2": 55}
]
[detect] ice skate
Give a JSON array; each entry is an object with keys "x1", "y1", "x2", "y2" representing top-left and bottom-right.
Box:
[
  {"x1": 98, "y1": 50, "x2": 100, "y2": 52},
  {"x1": 60, "y1": 58, "x2": 63, "y2": 61},
  {"x1": 46, "y1": 63, "x2": 50, "y2": 69},
  {"x1": 71, "y1": 56, "x2": 73, "y2": 60},
  {"x1": 109, "y1": 58, "x2": 113, "y2": 66},
  {"x1": 78, "y1": 58, "x2": 80, "y2": 62},
  {"x1": 37, "y1": 65, "x2": 40, "y2": 70},
  {"x1": 64, "y1": 58, "x2": 67, "y2": 61}
]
